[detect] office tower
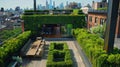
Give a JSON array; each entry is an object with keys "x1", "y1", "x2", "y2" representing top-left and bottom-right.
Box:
[
  {"x1": 49, "y1": 0, "x2": 52, "y2": 9},
  {"x1": 53, "y1": 1, "x2": 55, "y2": 8},
  {"x1": 78, "y1": 3, "x2": 82, "y2": 8},
  {"x1": 46, "y1": 0, "x2": 49, "y2": 9},
  {"x1": 66, "y1": 1, "x2": 68, "y2": 6},
  {"x1": 59, "y1": 2, "x2": 64, "y2": 9}
]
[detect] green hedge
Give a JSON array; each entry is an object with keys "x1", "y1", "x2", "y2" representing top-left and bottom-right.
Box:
[
  {"x1": 73, "y1": 28, "x2": 120, "y2": 67},
  {"x1": 22, "y1": 15, "x2": 85, "y2": 30},
  {"x1": 47, "y1": 42, "x2": 73, "y2": 67},
  {"x1": 0, "y1": 31, "x2": 31, "y2": 67},
  {"x1": 24, "y1": 10, "x2": 73, "y2": 15},
  {"x1": 0, "y1": 28, "x2": 22, "y2": 42},
  {"x1": 49, "y1": 42, "x2": 68, "y2": 51}
]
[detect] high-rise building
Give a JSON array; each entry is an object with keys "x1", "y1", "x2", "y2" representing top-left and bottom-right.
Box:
[
  {"x1": 78, "y1": 3, "x2": 82, "y2": 8},
  {"x1": 65, "y1": 1, "x2": 69, "y2": 9},
  {"x1": 46, "y1": 0, "x2": 49, "y2": 9},
  {"x1": 53, "y1": 1, "x2": 55, "y2": 8},
  {"x1": 59, "y1": 3, "x2": 64, "y2": 9},
  {"x1": 49, "y1": 0, "x2": 52, "y2": 9},
  {"x1": 66, "y1": 1, "x2": 68, "y2": 6},
  {"x1": 0, "y1": 21, "x2": 1, "y2": 28}
]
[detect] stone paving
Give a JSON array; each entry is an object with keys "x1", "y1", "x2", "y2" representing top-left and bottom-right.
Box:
[
  {"x1": 22, "y1": 38, "x2": 91, "y2": 67},
  {"x1": 114, "y1": 38, "x2": 120, "y2": 49}
]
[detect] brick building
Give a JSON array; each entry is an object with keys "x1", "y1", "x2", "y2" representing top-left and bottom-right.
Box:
[
  {"x1": 87, "y1": 9, "x2": 120, "y2": 37},
  {"x1": 92, "y1": 0, "x2": 107, "y2": 10}
]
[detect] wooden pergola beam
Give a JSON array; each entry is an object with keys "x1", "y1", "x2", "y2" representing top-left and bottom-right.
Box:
[{"x1": 104, "y1": 0, "x2": 120, "y2": 53}]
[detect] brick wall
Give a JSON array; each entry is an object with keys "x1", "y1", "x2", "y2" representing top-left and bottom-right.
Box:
[
  {"x1": 87, "y1": 13, "x2": 107, "y2": 29},
  {"x1": 87, "y1": 12, "x2": 120, "y2": 38}
]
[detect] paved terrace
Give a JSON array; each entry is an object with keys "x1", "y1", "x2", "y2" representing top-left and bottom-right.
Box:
[
  {"x1": 22, "y1": 38, "x2": 92, "y2": 67},
  {"x1": 114, "y1": 38, "x2": 120, "y2": 49}
]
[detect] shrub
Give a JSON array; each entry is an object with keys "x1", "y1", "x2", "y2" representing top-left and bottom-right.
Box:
[
  {"x1": 0, "y1": 31, "x2": 31, "y2": 66},
  {"x1": 47, "y1": 42, "x2": 73, "y2": 67},
  {"x1": 73, "y1": 28, "x2": 120, "y2": 67},
  {"x1": 49, "y1": 42, "x2": 68, "y2": 51}
]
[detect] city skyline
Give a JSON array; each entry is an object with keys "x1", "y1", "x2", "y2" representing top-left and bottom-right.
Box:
[{"x1": 0, "y1": 0, "x2": 102, "y2": 9}]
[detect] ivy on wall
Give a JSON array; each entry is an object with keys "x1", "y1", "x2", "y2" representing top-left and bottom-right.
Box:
[{"x1": 22, "y1": 15, "x2": 86, "y2": 31}]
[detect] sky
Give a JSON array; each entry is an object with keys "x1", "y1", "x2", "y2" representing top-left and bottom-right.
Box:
[{"x1": 0, "y1": 0, "x2": 102, "y2": 9}]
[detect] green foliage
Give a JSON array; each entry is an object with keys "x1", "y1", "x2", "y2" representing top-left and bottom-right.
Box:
[
  {"x1": 22, "y1": 15, "x2": 86, "y2": 30},
  {"x1": 49, "y1": 42, "x2": 68, "y2": 51},
  {"x1": 71, "y1": 9, "x2": 79, "y2": 15},
  {"x1": 71, "y1": 9, "x2": 83, "y2": 15},
  {"x1": 47, "y1": 42, "x2": 73, "y2": 67},
  {"x1": 73, "y1": 28, "x2": 120, "y2": 67},
  {"x1": 0, "y1": 28, "x2": 22, "y2": 42},
  {"x1": 24, "y1": 10, "x2": 74, "y2": 15},
  {"x1": 91, "y1": 24, "x2": 106, "y2": 38},
  {"x1": 97, "y1": 7, "x2": 107, "y2": 10},
  {"x1": 0, "y1": 31, "x2": 31, "y2": 66}
]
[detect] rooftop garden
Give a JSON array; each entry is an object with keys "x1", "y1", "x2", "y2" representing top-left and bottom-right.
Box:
[
  {"x1": 97, "y1": 7, "x2": 107, "y2": 11},
  {"x1": 22, "y1": 9, "x2": 86, "y2": 38},
  {"x1": 73, "y1": 28, "x2": 120, "y2": 67},
  {"x1": 23, "y1": 9, "x2": 84, "y2": 15}
]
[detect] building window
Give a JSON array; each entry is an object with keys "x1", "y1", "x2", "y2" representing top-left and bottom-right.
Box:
[
  {"x1": 100, "y1": 18, "x2": 105, "y2": 25},
  {"x1": 95, "y1": 17, "x2": 98, "y2": 23},
  {"x1": 89, "y1": 16, "x2": 92, "y2": 22}
]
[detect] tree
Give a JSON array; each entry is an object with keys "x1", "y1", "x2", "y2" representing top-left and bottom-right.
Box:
[
  {"x1": 15, "y1": 6, "x2": 20, "y2": 11},
  {"x1": 1, "y1": 7, "x2": 4, "y2": 12}
]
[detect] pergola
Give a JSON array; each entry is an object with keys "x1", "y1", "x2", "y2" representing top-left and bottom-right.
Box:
[{"x1": 104, "y1": 0, "x2": 120, "y2": 53}]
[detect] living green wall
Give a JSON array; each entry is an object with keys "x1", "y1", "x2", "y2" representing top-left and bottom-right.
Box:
[{"x1": 22, "y1": 15, "x2": 85, "y2": 31}]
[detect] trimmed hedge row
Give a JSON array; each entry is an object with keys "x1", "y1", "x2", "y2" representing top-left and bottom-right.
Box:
[
  {"x1": 22, "y1": 15, "x2": 86, "y2": 30},
  {"x1": 0, "y1": 28, "x2": 22, "y2": 42},
  {"x1": 49, "y1": 42, "x2": 68, "y2": 51},
  {"x1": 24, "y1": 10, "x2": 74, "y2": 15},
  {"x1": 0, "y1": 31, "x2": 31, "y2": 67},
  {"x1": 73, "y1": 28, "x2": 120, "y2": 67},
  {"x1": 47, "y1": 42, "x2": 73, "y2": 67}
]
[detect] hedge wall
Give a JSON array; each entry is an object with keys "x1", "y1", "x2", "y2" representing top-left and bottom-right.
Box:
[
  {"x1": 73, "y1": 28, "x2": 120, "y2": 67},
  {"x1": 0, "y1": 31, "x2": 31, "y2": 67},
  {"x1": 47, "y1": 42, "x2": 73, "y2": 67},
  {"x1": 49, "y1": 42, "x2": 68, "y2": 51},
  {"x1": 22, "y1": 15, "x2": 86, "y2": 30},
  {"x1": 0, "y1": 28, "x2": 22, "y2": 42}
]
